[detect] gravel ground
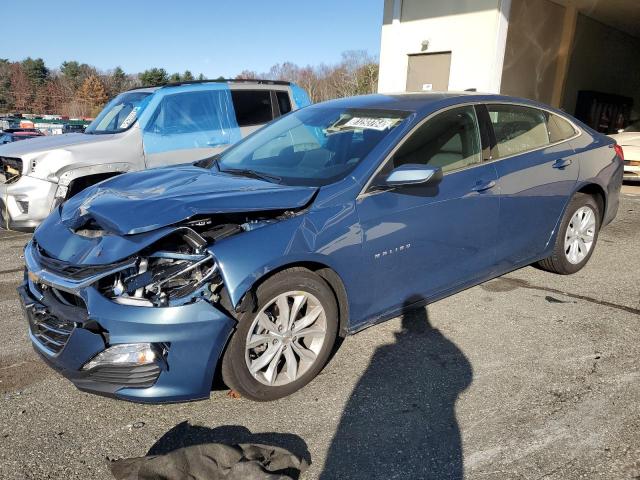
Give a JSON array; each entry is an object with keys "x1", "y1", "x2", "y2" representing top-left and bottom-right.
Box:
[{"x1": 0, "y1": 188, "x2": 638, "y2": 480}]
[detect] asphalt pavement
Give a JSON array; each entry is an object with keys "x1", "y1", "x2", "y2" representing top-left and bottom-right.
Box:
[{"x1": 0, "y1": 187, "x2": 638, "y2": 479}]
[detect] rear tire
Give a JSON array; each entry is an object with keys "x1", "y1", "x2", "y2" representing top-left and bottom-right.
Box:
[
  {"x1": 221, "y1": 268, "x2": 338, "y2": 401},
  {"x1": 537, "y1": 193, "x2": 600, "y2": 275}
]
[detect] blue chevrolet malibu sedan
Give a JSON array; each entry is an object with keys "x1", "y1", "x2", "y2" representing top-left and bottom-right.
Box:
[{"x1": 19, "y1": 93, "x2": 623, "y2": 402}]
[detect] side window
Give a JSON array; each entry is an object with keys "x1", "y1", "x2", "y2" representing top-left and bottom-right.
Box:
[
  {"x1": 145, "y1": 90, "x2": 224, "y2": 135},
  {"x1": 230, "y1": 90, "x2": 273, "y2": 127},
  {"x1": 390, "y1": 106, "x2": 482, "y2": 174},
  {"x1": 548, "y1": 113, "x2": 577, "y2": 143},
  {"x1": 276, "y1": 91, "x2": 292, "y2": 115},
  {"x1": 488, "y1": 104, "x2": 549, "y2": 158}
]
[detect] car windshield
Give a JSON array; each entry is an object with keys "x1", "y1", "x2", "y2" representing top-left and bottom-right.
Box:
[
  {"x1": 85, "y1": 91, "x2": 152, "y2": 134},
  {"x1": 216, "y1": 106, "x2": 410, "y2": 186},
  {"x1": 623, "y1": 120, "x2": 640, "y2": 133}
]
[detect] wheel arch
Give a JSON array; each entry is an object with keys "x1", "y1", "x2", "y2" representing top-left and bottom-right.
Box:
[
  {"x1": 56, "y1": 162, "x2": 132, "y2": 198},
  {"x1": 575, "y1": 182, "x2": 606, "y2": 222},
  {"x1": 226, "y1": 260, "x2": 351, "y2": 338},
  {"x1": 544, "y1": 181, "x2": 607, "y2": 254},
  {"x1": 66, "y1": 171, "x2": 123, "y2": 198}
]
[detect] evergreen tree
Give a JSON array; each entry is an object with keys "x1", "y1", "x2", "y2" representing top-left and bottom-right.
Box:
[
  {"x1": 139, "y1": 68, "x2": 169, "y2": 86},
  {"x1": 21, "y1": 57, "x2": 48, "y2": 86}
]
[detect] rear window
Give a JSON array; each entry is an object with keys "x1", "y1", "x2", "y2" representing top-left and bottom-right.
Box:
[
  {"x1": 276, "y1": 91, "x2": 292, "y2": 115},
  {"x1": 548, "y1": 113, "x2": 577, "y2": 142},
  {"x1": 231, "y1": 90, "x2": 273, "y2": 127},
  {"x1": 488, "y1": 104, "x2": 550, "y2": 158}
]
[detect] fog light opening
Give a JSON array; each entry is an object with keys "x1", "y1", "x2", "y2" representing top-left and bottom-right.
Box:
[
  {"x1": 16, "y1": 200, "x2": 29, "y2": 214},
  {"x1": 81, "y1": 343, "x2": 159, "y2": 371}
]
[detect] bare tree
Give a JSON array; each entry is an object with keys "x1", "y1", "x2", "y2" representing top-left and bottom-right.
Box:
[{"x1": 237, "y1": 50, "x2": 379, "y2": 103}]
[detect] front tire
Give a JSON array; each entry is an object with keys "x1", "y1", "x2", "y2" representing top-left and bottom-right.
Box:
[
  {"x1": 221, "y1": 268, "x2": 338, "y2": 401},
  {"x1": 537, "y1": 193, "x2": 601, "y2": 274}
]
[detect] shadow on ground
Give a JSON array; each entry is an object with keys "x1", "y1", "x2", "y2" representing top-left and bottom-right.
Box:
[
  {"x1": 147, "y1": 421, "x2": 311, "y2": 466},
  {"x1": 321, "y1": 297, "x2": 473, "y2": 479}
]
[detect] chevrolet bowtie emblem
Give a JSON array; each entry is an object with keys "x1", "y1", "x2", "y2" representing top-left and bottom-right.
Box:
[{"x1": 27, "y1": 271, "x2": 40, "y2": 283}]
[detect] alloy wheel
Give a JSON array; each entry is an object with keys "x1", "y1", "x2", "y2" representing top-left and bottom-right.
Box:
[
  {"x1": 245, "y1": 291, "x2": 327, "y2": 386},
  {"x1": 564, "y1": 206, "x2": 596, "y2": 265}
]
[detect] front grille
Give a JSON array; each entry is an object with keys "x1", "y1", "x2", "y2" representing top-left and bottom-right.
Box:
[
  {"x1": 624, "y1": 160, "x2": 640, "y2": 167},
  {"x1": 0, "y1": 156, "x2": 23, "y2": 184},
  {"x1": 34, "y1": 241, "x2": 133, "y2": 280},
  {"x1": 29, "y1": 307, "x2": 74, "y2": 354},
  {"x1": 26, "y1": 285, "x2": 87, "y2": 354}
]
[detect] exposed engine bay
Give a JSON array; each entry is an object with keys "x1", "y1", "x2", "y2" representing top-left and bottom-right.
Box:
[{"x1": 93, "y1": 211, "x2": 293, "y2": 308}]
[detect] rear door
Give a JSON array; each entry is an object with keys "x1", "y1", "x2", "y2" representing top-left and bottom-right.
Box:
[{"x1": 486, "y1": 103, "x2": 580, "y2": 267}]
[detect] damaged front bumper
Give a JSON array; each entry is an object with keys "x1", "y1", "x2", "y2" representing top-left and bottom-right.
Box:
[{"x1": 20, "y1": 241, "x2": 235, "y2": 403}]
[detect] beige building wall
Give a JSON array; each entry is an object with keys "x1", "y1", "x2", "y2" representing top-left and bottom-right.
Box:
[
  {"x1": 378, "y1": 0, "x2": 507, "y2": 94},
  {"x1": 500, "y1": 0, "x2": 566, "y2": 105}
]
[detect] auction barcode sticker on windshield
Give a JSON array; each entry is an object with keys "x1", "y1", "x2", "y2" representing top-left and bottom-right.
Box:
[
  {"x1": 343, "y1": 117, "x2": 399, "y2": 131},
  {"x1": 119, "y1": 108, "x2": 139, "y2": 129}
]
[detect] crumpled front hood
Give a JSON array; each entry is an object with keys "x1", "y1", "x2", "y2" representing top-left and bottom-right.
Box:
[
  {"x1": 0, "y1": 132, "x2": 113, "y2": 156},
  {"x1": 60, "y1": 165, "x2": 318, "y2": 235}
]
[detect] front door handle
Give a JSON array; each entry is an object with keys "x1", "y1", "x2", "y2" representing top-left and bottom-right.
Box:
[
  {"x1": 472, "y1": 180, "x2": 496, "y2": 192},
  {"x1": 552, "y1": 158, "x2": 572, "y2": 169}
]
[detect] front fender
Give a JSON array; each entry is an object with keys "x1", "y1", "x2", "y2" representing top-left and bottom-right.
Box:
[
  {"x1": 210, "y1": 206, "x2": 362, "y2": 310},
  {"x1": 56, "y1": 162, "x2": 133, "y2": 187}
]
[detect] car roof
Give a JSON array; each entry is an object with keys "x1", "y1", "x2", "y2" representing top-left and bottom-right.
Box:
[
  {"x1": 309, "y1": 92, "x2": 573, "y2": 118},
  {"x1": 127, "y1": 79, "x2": 292, "y2": 93},
  {"x1": 13, "y1": 131, "x2": 41, "y2": 136},
  {"x1": 2, "y1": 129, "x2": 41, "y2": 135}
]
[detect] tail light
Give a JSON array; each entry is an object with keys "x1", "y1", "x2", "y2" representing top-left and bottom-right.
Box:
[{"x1": 614, "y1": 144, "x2": 624, "y2": 161}]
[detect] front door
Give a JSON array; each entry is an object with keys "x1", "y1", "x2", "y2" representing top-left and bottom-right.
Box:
[
  {"x1": 356, "y1": 105, "x2": 499, "y2": 323},
  {"x1": 143, "y1": 87, "x2": 242, "y2": 168}
]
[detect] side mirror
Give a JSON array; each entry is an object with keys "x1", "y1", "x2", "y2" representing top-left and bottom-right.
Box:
[{"x1": 384, "y1": 164, "x2": 443, "y2": 187}]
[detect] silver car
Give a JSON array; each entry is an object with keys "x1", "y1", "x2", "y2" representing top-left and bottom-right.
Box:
[{"x1": 0, "y1": 79, "x2": 310, "y2": 231}]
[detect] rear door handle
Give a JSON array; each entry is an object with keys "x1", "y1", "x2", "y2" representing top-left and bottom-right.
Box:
[
  {"x1": 471, "y1": 180, "x2": 496, "y2": 192},
  {"x1": 552, "y1": 158, "x2": 572, "y2": 169}
]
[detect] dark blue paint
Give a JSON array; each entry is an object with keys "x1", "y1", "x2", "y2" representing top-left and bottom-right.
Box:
[
  {"x1": 492, "y1": 139, "x2": 580, "y2": 268},
  {"x1": 25, "y1": 93, "x2": 623, "y2": 403},
  {"x1": 356, "y1": 162, "x2": 500, "y2": 324}
]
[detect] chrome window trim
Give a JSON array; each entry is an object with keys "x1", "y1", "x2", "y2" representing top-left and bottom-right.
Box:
[{"x1": 357, "y1": 100, "x2": 582, "y2": 199}]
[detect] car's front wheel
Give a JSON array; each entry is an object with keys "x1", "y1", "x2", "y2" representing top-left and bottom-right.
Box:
[
  {"x1": 537, "y1": 192, "x2": 601, "y2": 274},
  {"x1": 221, "y1": 268, "x2": 338, "y2": 401}
]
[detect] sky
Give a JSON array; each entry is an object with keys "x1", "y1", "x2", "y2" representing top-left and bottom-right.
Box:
[{"x1": 3, "y1": 0, "x2": 384, "y2": 77}]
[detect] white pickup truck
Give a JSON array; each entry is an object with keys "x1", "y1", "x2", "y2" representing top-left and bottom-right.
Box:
[{"x1": 0, "y1": 79, "x2": 311, "y2": 230}]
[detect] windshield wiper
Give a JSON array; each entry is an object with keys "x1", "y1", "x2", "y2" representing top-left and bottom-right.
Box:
[{"x1": 221, "y1": 168, "x2": 282, "y2": 184}]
